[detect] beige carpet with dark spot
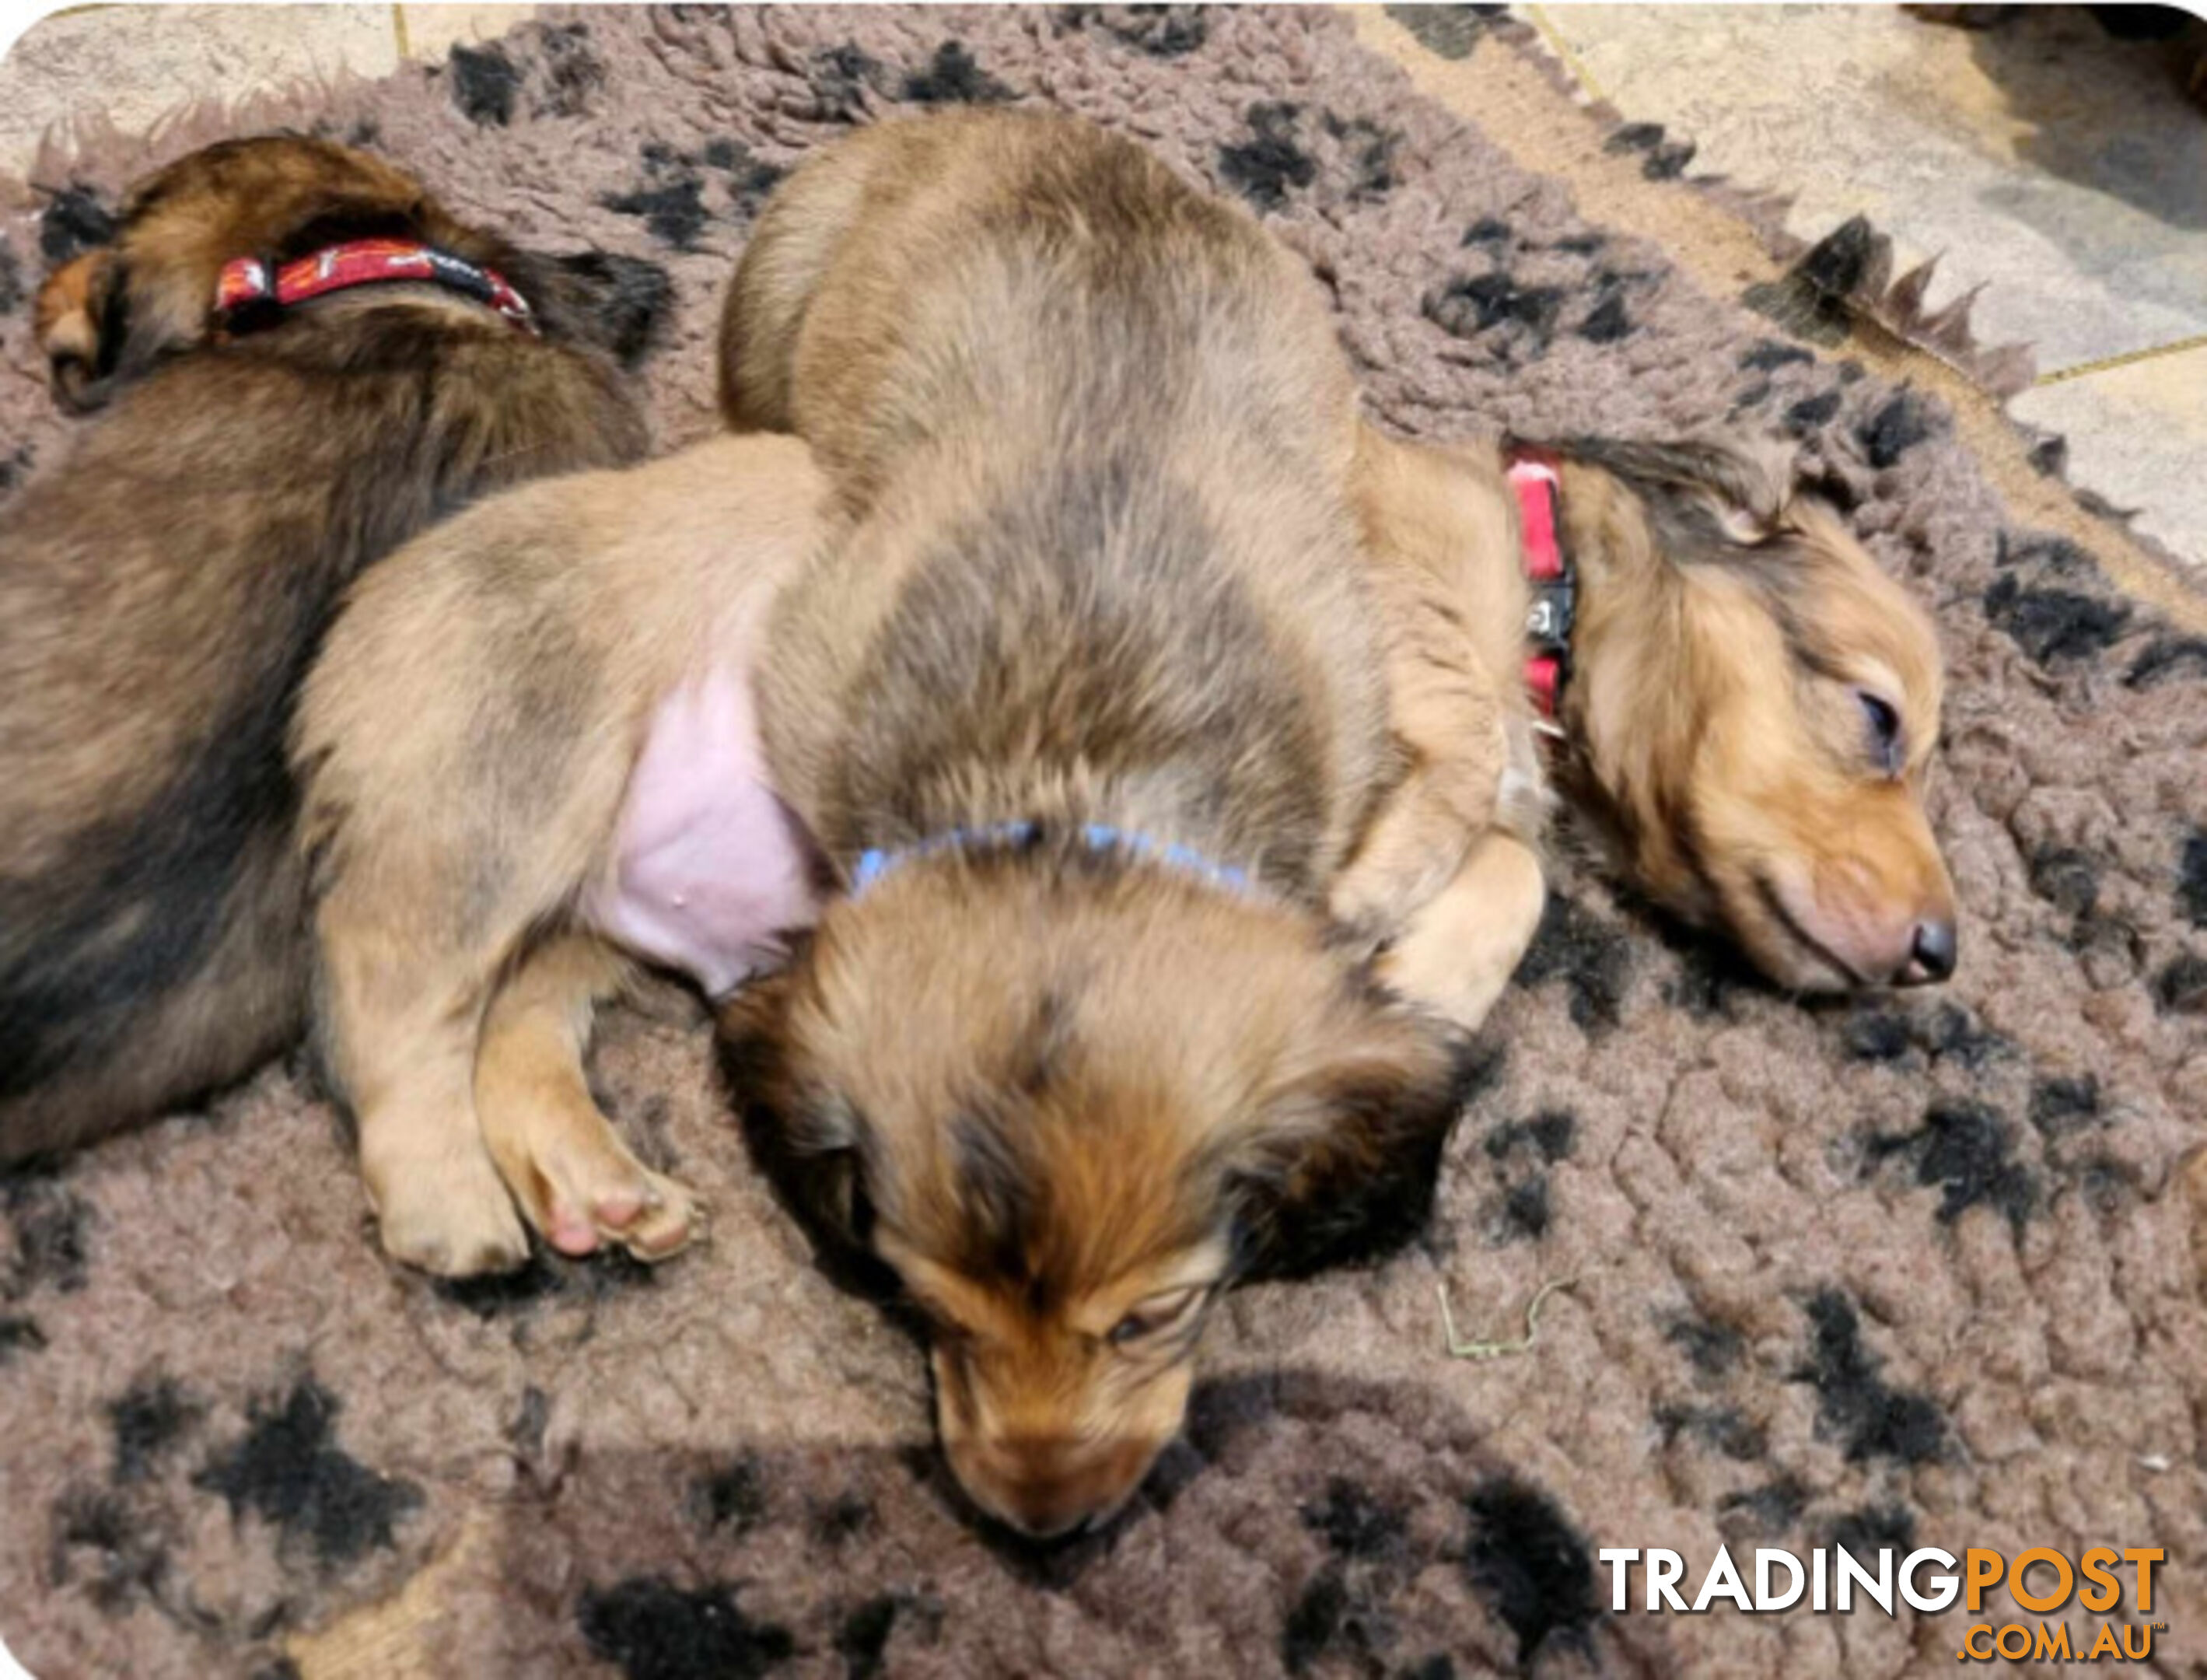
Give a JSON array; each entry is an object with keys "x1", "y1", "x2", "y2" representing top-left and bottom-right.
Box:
[{"x1": 0, "y1": 8, "x2": 2202, "y2": 1677}]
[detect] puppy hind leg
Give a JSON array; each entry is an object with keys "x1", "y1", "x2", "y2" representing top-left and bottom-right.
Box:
[
  {"x1": 474, "y1": 933, "x2": 703, "y2": 1263},
  {"x1": 1379, "y1": 829, "x2": 1548, "y2": 1034}
]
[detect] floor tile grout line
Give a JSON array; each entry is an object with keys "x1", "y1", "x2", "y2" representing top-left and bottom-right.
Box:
[
  {"x1": 2034, "y1": 331, "x2": 2207, "y2": 387},
  {"x1": 1519, "y1": 5, "x2": 1607, "y2": 106}
]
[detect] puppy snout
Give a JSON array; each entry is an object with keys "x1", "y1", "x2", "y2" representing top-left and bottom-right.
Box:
[
  {"x1": 1899, "y1": 916, "x2": 1957, "y2": 986},
  {"x1": 964, "y1": 1435, "x2": 1147, "y2": 1541}
]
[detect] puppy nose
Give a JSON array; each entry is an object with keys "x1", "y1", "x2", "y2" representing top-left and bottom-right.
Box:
[{"x1": 1901, "y1": 918, "x2": 1957, "y2": 985}]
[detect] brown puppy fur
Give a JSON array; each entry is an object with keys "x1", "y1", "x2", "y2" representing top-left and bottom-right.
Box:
[
  {"x1": 1357, "y1": 429, "x2": 1957, "y2": 1024},
  {"x1": 296, "y1": 434, "x2": 830, "y2": 1276},
  {"x1": 716, "y1": 110, "x2": 1480, "y2": 1538},
  {"x1": 0, "y1": 135, "x2": 659, "y2": 1164}
]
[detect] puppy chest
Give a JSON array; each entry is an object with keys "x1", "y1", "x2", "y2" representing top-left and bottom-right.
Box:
[{"x1": 589, "y1": 667, "x2": 822, "y2": 997}]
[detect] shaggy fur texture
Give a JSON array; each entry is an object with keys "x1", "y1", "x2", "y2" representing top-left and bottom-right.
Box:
[{"x1": 0, "y1": 8, "x2": 2200, "y2": 1677}]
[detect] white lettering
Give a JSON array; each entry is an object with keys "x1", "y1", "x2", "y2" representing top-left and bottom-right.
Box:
[
  {"x1": 1898, "y1": 1549, "x2": 1957, "y2": 1612},
  {"x1": 1835, "y1": 1546, "x2": 1894, "y2": 1615},
  {"x1": 1647, "y1": 1549, "x2": 1687, "y2": 1612},
  {"x1": 1755, "y1": 1549, "x2": 1805, "y2": 1612},
  {"x1": 1598, "y1": 1549, "x2": 1641, "y2": 1613},
  {"x1": 1693, "y1": 1545, "x2": 1752, "y2": 1612}
]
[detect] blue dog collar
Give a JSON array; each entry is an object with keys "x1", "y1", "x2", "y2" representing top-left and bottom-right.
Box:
[{"x1": 850, "y1": 820, "x2": 1256, "y2": 899}]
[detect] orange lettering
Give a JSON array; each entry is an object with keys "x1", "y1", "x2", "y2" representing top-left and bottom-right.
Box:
[
  {"x1": 1961, "y1": 1624, "x2": 1994, "y2": 1660},
  {"x1": 1995, "y1": 1623, "x2": 2033, "y2": 1660},
  {"x1": 1964, "y1": 1549, "x2": 2004, "y2": 1614},
  {"x1": 2124, "y1": 1549, "x2": 2162, "y2": 1615},
  {"x1": 2010, "y1": 1549, "x2": 2073, "y2": 1615},
  {"x1": 2077, "y1": 1548, "x2": 2121, "y2": 1614}
]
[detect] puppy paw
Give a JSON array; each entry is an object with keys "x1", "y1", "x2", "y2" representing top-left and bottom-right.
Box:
[
  {"x1": 482, "y1": 1105, "x2": 705, "y2": 1265},
  {"x1": 365, "y1": 1134, "x2": 531, "y2": 1277}
]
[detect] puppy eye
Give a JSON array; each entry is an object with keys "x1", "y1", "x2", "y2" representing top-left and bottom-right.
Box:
[
  {"x1": 1108, "y1": 1286, "x2": 1205, "y2": 1347},
  {"x1": 1855, "y1": 689, "x2": 1902, "y2": 772}
]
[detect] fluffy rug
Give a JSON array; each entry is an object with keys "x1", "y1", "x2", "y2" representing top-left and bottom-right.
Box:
[{"x1": 2, "y1": 8, "x2": 2203, "y2": 1677}]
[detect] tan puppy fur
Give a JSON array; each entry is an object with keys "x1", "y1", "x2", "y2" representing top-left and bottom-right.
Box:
[
  {"x1": 715, "y1": 109, "x2": 1481, "y2": 1538},
  {"x1": 296, "y1": 435, "x2": 829, "y2": 1276}
]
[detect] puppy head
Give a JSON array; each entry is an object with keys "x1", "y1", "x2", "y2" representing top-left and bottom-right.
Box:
[
  {"x1": 1558, "y1": 437, "x2": 1956, "y2": 992},
  {"x1": 722, "y1": 847, "x2": 1467, "y2": 1539},
  {"x1": 34, "y1": 135, "x2": 668, "y2": 412}
]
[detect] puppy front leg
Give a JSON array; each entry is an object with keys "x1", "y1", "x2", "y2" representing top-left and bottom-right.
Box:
[
  {"x1": 474, "y1": 933, "x2": 702, "y2": 1263},
  {"x1": 1379, "y1": 828, "x2": 1547, "y2": 1034},
  {"x1": 1329, "y1": 559, "x2": 1509, "y2": 941}
]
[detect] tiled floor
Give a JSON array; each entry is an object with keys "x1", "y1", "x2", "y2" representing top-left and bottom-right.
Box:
[{"x1": 2, "y1": 3, "x2": 2203, "y2": 570}]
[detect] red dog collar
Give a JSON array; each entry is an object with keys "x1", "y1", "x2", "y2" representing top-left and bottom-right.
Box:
[
  {"x1": 213, "y1": 239, "x2": 537, "y2": 334},
  {"x1": 1506, "y1": 445, "x2": 1575, "y2": 722}
]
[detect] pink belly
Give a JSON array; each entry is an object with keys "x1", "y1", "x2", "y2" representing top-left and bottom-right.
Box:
[{"x1": 586, "y1": 665, "x2": 821, "y2": 997}]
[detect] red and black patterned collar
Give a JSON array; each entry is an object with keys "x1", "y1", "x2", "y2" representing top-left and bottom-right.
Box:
[
  {"x1": 212, "y1": 239, "x2": 537, "y2": 335},
  {"x1": 1505, "y1": 444, "x2": 1576, "y2": 725}
]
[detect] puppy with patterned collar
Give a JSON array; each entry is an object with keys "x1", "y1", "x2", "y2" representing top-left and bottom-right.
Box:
[{"x1": 0, "y1": 135, "x2": 662, "y2": 1167}]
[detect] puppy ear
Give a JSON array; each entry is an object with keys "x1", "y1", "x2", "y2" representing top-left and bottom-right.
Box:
[
  {"x1": 1562, "y1": 434, "x2": 1796, "y2": 547},
  {"x1": 1228, "y1": 980, "x2": 1481, "y2": 1282},
  {"x1": 34, "y1": 251, "x2": 121, "y2": 414},
  {"x1": 717, "y1": 964, "x2": 893, "y2": 1289}
]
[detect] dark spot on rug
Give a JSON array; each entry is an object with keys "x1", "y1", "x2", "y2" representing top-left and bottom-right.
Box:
[
  {"x1": 0, "y1": 240, "x2": 21, "y2": 316},
  {"x1": 1793, "y1": 1289, "x2": 1946, "y2": 1465},
  {"x1": 1841, "y1": 1004, "x2": 1913, "y2": 1063},
  {"x1": 1656, "y1": 1402, "x2": 1766, "y2": 1461},
  {"x1": 39, "y1": 184, "x2": 119, "y2": 264},
  {"x1": 1461, "y1": 215, "x2": 1513, "y2": 247},
  {"x1": 2027, "y1": 844, "x2": 2100, "y2": 919},
  {"x1": 2156, "y1": 951, "x2": 2207, "y2": 1014},
  {"x1": 1741, "y1": 338, "x2": 1814, "y2": 372},
  {"x1": 2127, "y1": 634, "x2": 2207, "y2": 690},
  {"x1": 1320, "y1": 111, "x2": 1398, "y2": 198},
  {"x1": 3, "y1": 1172, "x2": 91, "y2": 1296},
  {"x1": 1552, "y1": 232, "x2": 1606, "y2": 255},
  {"x1": 692, "y1": 1454, "x2": 768, "y2": 1537},
  {"x1": 194, "y1": 1377, "x2": 422, "y2": 1571},
  {"x1": 1459, "y1": 1475, "x2": 1597, "y2": 1665},
  {"x1": 523, "y1": 20, "x2": 604, "y2": 119},
  {"x1": 547, "y1": 249, "x2": 672, "y2": 370},
  {"x1": 1868, "y1": 1100, "x2": 2038, "y2": 1233},
  {"x1": 47, "y1": 1483, "x2": 170, "y2": 1612},
  {"x1": 901, "y1": 40, "x2": 1015, "y2": 105},
  {"x1": 1825, "y1": 1502, "x2": 1916, "y2": 1559},
  {"x1": 1488, "y1": 1174, "x2": 1551, "y2": 1244},
  {"x1": 2177, "y1": 830, "x2": 2207, "y2": 928},
  {"x1": 1485, "y1": 1111, "x2": 1576, "y2": 1164},
  {"x1": 1386, "y1": 3, "x2": 1503, "y2": 60},
  {"x1": 1860, "y1": 390, "x2": 1936, "y2": 467},
  {"x1": 806, "y1": 42, "x2": 886, "y2": 121},
  {"x1": 1983, "y1": 572, "x2": 2129, "y2": 667},
  {"x1": 250, "y1": 1661, "x2": 303, "y2": 1680},
  {"x1": 1219, "y1": 102, "x2": 1317, "y2": 212},
  {"x1": 1999, "y1": 530, "x2": 2097, "y2": 576},
  {"x1": 2029, "y1": 1074, "x2": 2102, "y2": 1140},
  {"x1": 446, "y1": 41, "x2": 519, "y2": 126},
  {"x1": 1579, "y1": 289, "x2": 1632, "y2": 343},
  {"x1": 1303, "y1": 1477, "x2": 1411, "y2": 1563},
  {"x1": 1424, "y1": 271, "x2": 1566, "y2": 348},
  {"x1": 1282, "y1": 1565, "x2": 1363, "y2": 1675},
  {"x1": 1515, "y1": 894, "x2": 1634, "y2": 1031},
  {"x1": 602, "y1": 168, "x2": 709, "y2": 252},
  {"x1": 810, "y1": 1490, "x2": 874, "y2": 1545},
  {"x1": 1667, "y1": 1314, "x2": 1744, "y2": 1380},
  {"x1": 0, "y1": 443, "x2": 33, "y2": 500},
  {"x1": 110, "y1": 1376, "x2": 205, "y2": 1483},
  {"x1": 1604, "y1": 121, "x2": 1697, "y2": 179},
  {"x1": 0, "y1": 1313, "x2": 46, "y2": 1365},
  {"x1": 1719, "y1": 1475, "x2": 1808, "y2": 1542},
  {"x1": 579, "y1": 1577, "x2": 796, "y2": 1680},
  {"x1": 835, "y1": 1594, "x2": 903, "y2": 1680},
  {"x1": 1062, "y1": 4, "x2": 1210, "y2": 57},
  {"x1": 1784, "y1": 389, "x2": 1844, "y2": 436}
]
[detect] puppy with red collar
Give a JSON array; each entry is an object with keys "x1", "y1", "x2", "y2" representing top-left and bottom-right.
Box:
[{"x1": 0, "y1": 135, "x2": 661, "y2": 1164}]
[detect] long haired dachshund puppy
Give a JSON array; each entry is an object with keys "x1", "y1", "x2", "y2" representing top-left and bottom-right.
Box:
[
  {"x1": 0, "y1": 135, "x2": 659, "y2": 1164},
  {"x1": 1354, "y1": 427, "x2": 1957, "y2": 1031},
  {"x1": 712, "y1": 110, "x2": 1495, "y2": 1539}
]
